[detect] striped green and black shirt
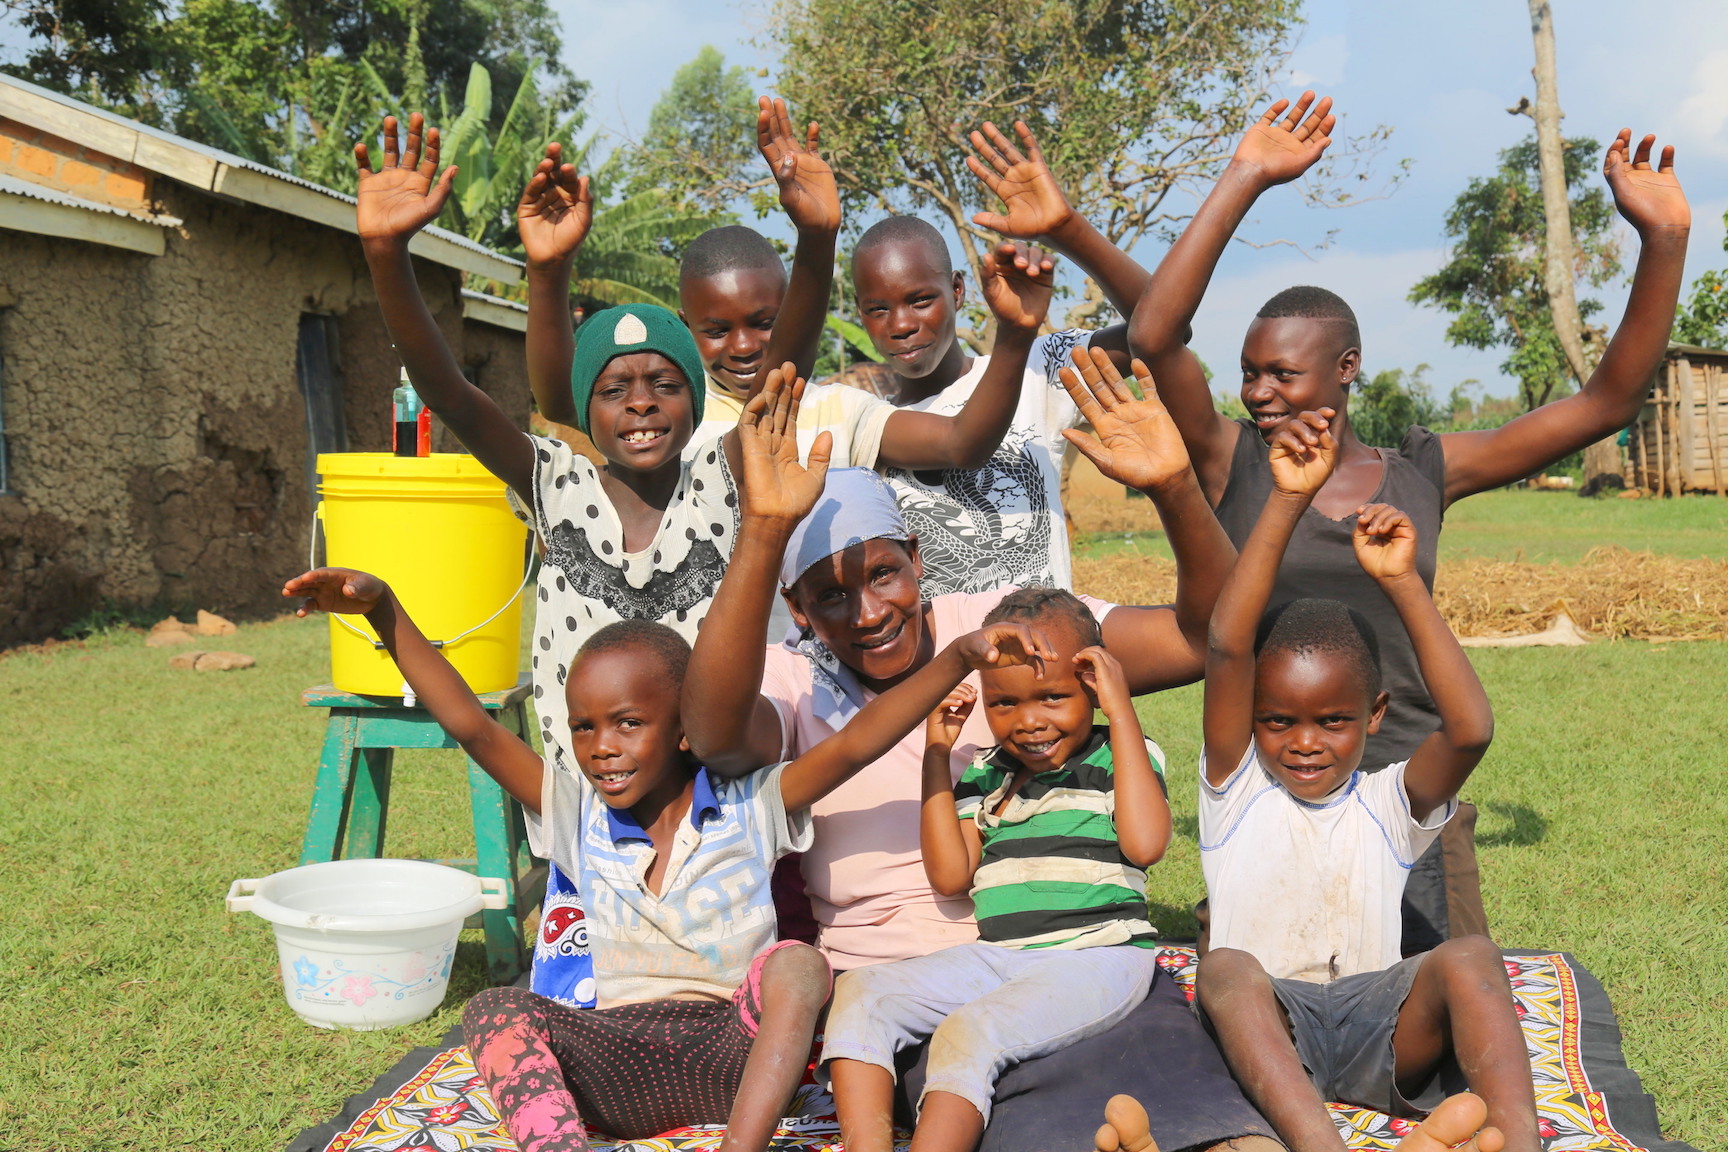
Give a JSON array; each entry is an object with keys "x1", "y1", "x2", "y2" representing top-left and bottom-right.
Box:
[{"x1": 954, "y1": 726, "x2": 1166, "y2": 951}]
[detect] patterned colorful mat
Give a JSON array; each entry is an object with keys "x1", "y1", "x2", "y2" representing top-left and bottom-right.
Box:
[{"x1": 288, "y1": 948, "x2": 1693, "y2": 1152}]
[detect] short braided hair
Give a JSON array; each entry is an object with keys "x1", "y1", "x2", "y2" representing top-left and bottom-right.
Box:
[{"x1": 982, "y1": 586, "x2": 1103, "y2": 649}]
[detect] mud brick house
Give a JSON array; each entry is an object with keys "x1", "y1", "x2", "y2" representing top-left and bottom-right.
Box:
[{"x1": 0, "y1": 74, "x2": 534, "y2": 645}]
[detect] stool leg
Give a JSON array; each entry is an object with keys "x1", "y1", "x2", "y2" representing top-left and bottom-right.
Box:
[
  {"x1": 468, "y1": 753, "x2": 525, "y2": 984},
  {"x1": 301, "y1": 714, "x2": 360, "y2": 866},
  {"x1": 344, "y1": 747, "x2": 394, "y2": 859}
]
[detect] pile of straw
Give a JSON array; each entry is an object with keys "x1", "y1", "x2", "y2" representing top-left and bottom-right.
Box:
[{"x1": 1072, "y1": 545, "x2": 1728, "y2": 642}]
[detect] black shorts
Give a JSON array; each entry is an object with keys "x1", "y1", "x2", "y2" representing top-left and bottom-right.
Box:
[{"x1": 1270, "y1": 952, "x2": 1465, "y2": 1116}]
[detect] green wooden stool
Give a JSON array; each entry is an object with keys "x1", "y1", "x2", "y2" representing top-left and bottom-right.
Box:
[{"x1": 299, "y1": 679, "x2": 536, "y2": 983}]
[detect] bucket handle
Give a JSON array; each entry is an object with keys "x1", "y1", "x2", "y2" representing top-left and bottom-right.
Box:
[
  {"x1": 478, "y1": 876, "x2": 510, "y2": 910},
  {"x1": 310, "y1": 509, "x2": 536, "y2": 652},
  {"x1": 226, "y1": 877, "x2": 260, "y2": 913}
]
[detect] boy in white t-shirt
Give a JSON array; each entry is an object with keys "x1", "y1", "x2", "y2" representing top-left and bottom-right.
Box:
[{"x1": 1193, "y1": 408, "x2": 1538, "y2": 1152}]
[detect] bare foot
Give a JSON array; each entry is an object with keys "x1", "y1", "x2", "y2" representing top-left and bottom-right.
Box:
[
  {"x1": 1095, "y1": 1094, "x2": 1157, "y2": 1152},
  {"x1": 1396, "y1": 1094, "x2": 1506, "y2": 1152}
]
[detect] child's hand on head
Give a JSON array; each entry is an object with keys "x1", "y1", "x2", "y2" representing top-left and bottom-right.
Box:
[
  {"x1": 1232, "y1": 91, "x2": 1335, "y2": 188},
  {"x1": 1352, "y1": 502, "x2": 1418, "y2": 583},
  {"x1": 966, "y1": 120, "x2": 1073, "y2": 239},
  {"x1": 738, "y1": 363, "x2": 832, "y2": 526},
  {"x1": 283, "y1": 568, "x2": 385, "y2": 617},
  {"x1": 1073, "y1": 646, "x2": 1131, "y2": 712},
  {"x1": 354, "y1": 114, "x2": 458, "y2": 245},
  {"x1": 517, "y1": 142, "x2": 592, "y2": 269},
  {"x1": 1266, "y1": 409, "x2": 1338, "y2": 496},
  {"x1": 759, "y1": 96, "x2": 841, "y2": 234},
  {"x1": 1603, "y1": 130, "x2": 1689, "y2": 236},
  {"x1": 1059, "y1": 347, "x2": 1194, "y2": 492},
  {"x1": 979, "y1": 240, "x2": 1056, "y2": 333},
  {"x1": 958, "y1": 622, "x2": 1055, "y2": 676},
  {"x1": 926, "y1": 683, "x2": 977, "y2": 749}
]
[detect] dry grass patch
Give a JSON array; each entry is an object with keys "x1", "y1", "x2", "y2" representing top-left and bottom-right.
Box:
[{"x1": 1074, "y1": 545, "x2": 1728, "y2": 641}]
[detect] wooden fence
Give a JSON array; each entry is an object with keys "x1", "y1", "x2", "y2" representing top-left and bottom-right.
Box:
[{"x1": 1625, "y1": 344, "x2": 1728, "y2": 496}]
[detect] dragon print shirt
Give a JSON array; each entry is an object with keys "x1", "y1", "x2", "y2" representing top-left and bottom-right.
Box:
[{"x1": 884, "y1": 329, "x2": 1090, "y2": 596}]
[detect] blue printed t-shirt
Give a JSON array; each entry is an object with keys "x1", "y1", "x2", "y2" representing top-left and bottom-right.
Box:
[{"x1": 540, "y1": 755, "x2": 812, "y2": 1008}]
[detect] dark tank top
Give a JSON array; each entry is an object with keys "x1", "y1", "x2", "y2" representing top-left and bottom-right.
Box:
[{"x1": 1213, "y1": 419, "x2": 1446, "y2": 766}]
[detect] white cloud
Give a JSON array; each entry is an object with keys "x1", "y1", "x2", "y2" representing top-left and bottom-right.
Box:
[
  {"x1": 1287, "y1": 32, "x2": 1349, "y2": 88},
  {"x1": 1675, "y1": 49, "x2": 1728, "y2": 158}
]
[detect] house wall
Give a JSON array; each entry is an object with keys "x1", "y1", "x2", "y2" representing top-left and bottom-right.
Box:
[{"x1": 0, "y1": 180, "x2": 529, "y2": 645}]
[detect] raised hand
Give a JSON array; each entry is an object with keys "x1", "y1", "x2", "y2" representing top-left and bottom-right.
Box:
[
  {"x1": 925, "y1": 683, "x2": 978, "y2": 750},
  {"x1": 355, "y1": 113, "x2": 458, "y2": 245},
  {"x1": 517, "y1": 142, "x2": 593, "y2": 268},
  {"x1": 980, "y1": 240, "x2": 1056, "y2": 334},
  {"x1": 1073, "y1": 646, "x2": 1131, "y2": 711},
  {"x1": 967, "y1": 120, "x2": 1073, "y2": 239},
  {"x1": 759, "y1": 96, "x2": 841, "y2": 233},
  {"x1": 737, "y1": 362, "x2": 832, "y2": 526},
  {"x1": 1266, "y1": 409, "x2": 1337, "y2": 496},
  {"x1": 1232, "y1": 91, "x2": 1335, "y2": 188},
  {"x1": 956, "y1": 622, "x2": 1056, "y2": 677},
  {"x1": 1060, "y1": 346, "x2": 1193, "y2": 492},
  {"x1": 1352, "y1": 501, "x2": 1418, "y2": 583},
  {"x1": 1603, "y1": 130, "x2": 1690, "y2": 235},
  {"x1": 283, "y1": 568, "x2": 385, "y2": 617}
]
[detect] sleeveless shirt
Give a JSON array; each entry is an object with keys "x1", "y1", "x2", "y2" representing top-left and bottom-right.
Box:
[{"x1": 1212, "y1": 420, "x2": 1446, "y2": 765}]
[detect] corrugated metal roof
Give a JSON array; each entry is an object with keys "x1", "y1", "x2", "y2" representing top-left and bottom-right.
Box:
[
  {"x1": 0, "y1": 72, "x2": 519, "y2": 269},
  {"x1": 0, "y1": 172, "x2": 177, "y2": 224},
  {"x1": 460, "y1": 288, "x2": 528, "y2": 313}
]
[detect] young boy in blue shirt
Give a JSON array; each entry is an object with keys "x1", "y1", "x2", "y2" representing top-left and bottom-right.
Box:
[
  {"x1": 1193, "y1": 408, "x2": 1537, "y2": 1152},
  {"x1": 282, "y1": 380, "x2": 1061, "y2": 1152}
]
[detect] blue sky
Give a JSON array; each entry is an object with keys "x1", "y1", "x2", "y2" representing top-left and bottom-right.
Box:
[{"x1": 552, "y1": 0, "x2": 1728, "y2": 399}]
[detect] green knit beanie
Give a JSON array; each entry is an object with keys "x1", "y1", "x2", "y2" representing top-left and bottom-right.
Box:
[{"x1": 569, "y1": 303, "x2": 707, "y2": 437}]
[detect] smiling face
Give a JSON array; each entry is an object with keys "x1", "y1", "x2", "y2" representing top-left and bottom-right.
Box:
[
  {"x1": 1238, "y1": 316, "x2": 1359, "y2": 442},
  {"x1": 786, "y1": 537, "x2": 929, "y2": 688},
  {"x1": 586, "y1": 351, "x2": 696, "y2": 471},
  {"x1": 565, "y1": 645, "x2": 691, "y2": 811},
  {"x1": 852, "y1": 241, "x2": 965, "y2": 381},
  {"x1": 1251, "y1": 648, "x2": 1388, "y2": 802},
  {"x1": 679, "y1": 265, "x2": 786, "y2": 399},
  {"x1": 978, "y1": 619, "x2": 1097, "y2": 771}
]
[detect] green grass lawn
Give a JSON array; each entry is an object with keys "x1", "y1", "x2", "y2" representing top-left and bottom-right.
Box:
[
  {"x1": 1, "y1": 615, "x2": 1721, "y2": 1150},
  {"x1": 1077, "y1": 488, "x2": 1728, "y2": 565}
]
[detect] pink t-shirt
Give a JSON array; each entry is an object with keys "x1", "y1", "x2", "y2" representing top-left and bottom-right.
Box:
[{"x1": 760, "y1": 589, "x2": 1116, "y2": 970}]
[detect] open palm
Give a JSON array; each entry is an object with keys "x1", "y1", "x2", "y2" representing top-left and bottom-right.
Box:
[
  {"x1": 738, "y1": 364, "x2": 831, "y2": 526},
  {"x1": 1060, "y1": 348, "x2": 1192, "y2": 491},
  {"x1": 1604, "y1": 130, "x2": 1689, "y2": 234},
  {"x1": 759, "y1": 97, "x2": 840, "y2": 233},
  {"x1": 518, "y1": 144, "x2": 592, "y2": 267},
  {"x1": 355, "y1": 114, "x2": 456, "y2": 244},
  {"x1": 968, "y1": 121, "x2": 1073, "y2": 238},
  {"x1": 1233, "y1": 92, "x2": 1335, "y2": 187}
]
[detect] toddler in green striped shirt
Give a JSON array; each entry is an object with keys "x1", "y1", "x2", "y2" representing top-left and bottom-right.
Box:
[{"x1": 824, "y1": 587, "x2": 1173, "y2": 1152}]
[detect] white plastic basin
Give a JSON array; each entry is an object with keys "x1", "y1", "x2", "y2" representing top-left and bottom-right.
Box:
[{"x1": 227, "y1": 859, "x2": 507, "y2": 1030}]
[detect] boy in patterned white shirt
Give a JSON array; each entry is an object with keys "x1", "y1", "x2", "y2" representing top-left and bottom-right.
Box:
[{"x1": 854, "y1": 120, "x2": 1155, "y2": 595}]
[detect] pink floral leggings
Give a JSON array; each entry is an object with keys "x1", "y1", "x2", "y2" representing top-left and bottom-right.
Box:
[{"x1": 461, "y1": 944, "x2": 794, "y2": 1152}]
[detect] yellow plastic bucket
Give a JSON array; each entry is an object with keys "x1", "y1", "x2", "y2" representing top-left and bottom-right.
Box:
[{"x1": 316, "y1": 453, "x2": 528, "y2": 696}]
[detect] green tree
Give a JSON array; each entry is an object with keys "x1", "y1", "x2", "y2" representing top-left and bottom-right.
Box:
[
  {"x1": 1674, "y1": 209, "x2": 1728, "y2": 350},
  {"x1": 1409, "y1": 135, "x2": 1621, "y2": 412},
  {"x1": 766, "y1": 0, "x2": 1392, "y2": 323},
  {"x1": 622, "y1": 46, "x2": 761, "y2": 219},
  {"x1": 2, "y1": 0, "x2": 184, "y2": 124}
]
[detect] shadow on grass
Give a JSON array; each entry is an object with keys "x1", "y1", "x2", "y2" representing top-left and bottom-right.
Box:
[{"x1": 1475, "y1": 802, "x2": 1548, "y2": 848}]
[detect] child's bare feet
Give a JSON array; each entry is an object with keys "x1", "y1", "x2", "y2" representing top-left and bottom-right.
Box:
[
  {"x1": 1395, "y1": 1094, "x2": 1506, "y2": 1152},
  {"x1": 1095, "y1": 1094, "x2": 1157, "y2": 1152}
]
